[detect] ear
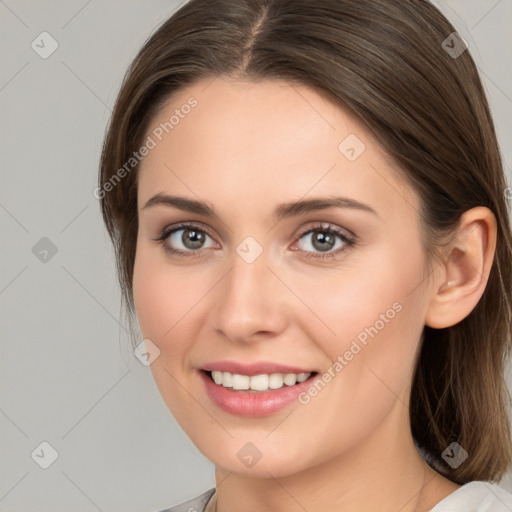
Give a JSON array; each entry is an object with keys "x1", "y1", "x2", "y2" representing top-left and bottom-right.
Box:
[{"x1": 424, "y1": 206, "x2": 497, "y2": 329}]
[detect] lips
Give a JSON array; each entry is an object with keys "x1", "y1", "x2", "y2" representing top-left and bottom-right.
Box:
[{"x1": 198, "y1": 361, "x2": 318, "y2": 417}]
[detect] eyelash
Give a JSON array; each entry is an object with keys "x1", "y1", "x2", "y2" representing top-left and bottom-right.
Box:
[{"x1": 153, "y1": 222, "x2": 356, "y2": 260}]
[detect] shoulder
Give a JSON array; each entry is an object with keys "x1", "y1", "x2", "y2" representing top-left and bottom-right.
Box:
[
  {"x1": 429, "y1": 481, "x2": 512, "y2": 511},
  {"x1": 154, "y1": 488, "x2": 216, "y2": 512}
]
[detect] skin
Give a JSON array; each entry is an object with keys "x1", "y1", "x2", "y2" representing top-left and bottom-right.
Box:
[{"x1": 133, "y1": 76, "x2": 497, "y2": 511}]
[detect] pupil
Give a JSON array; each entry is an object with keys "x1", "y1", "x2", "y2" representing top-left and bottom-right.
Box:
[
  {"x1": 313, "y1": 231, "x2": 334, "y2": 252},
  {"x1": 184, "y1": 229, "x2": 204, "y2": 249}
]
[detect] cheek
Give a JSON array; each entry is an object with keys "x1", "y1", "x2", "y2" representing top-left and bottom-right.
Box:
[
  {"x1": 133, "y1": 245, "x2": 195, "y2": 343},
  {"x1": 132, "y1": 257, "x2": 169, "y2": 341},
  {"x1": 132, "y1": 243, "x2": 212, "y2": 388},
  {"x1": 132, "y1": 248, "x2": 197, "y2": 422},
  {"x1": 291, "y1": 256, "x2": 413, "y2": 351},
  {"x1": 292, "y1": 242, "x2": 425, "y2": 399}
]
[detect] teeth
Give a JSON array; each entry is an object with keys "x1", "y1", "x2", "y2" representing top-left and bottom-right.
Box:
[
  {"x1": 283, "y1": 373, "x2": 297, "y2": 386},
  {"x1": 268, "y1": 373, "x2": 284, "y2": 389},
  {"x1": 232, "y1": 373, "x2": 249, "y2": 390},
  {"x1": 249, "y1": 374, "x2": 269, "y2": 391},
  {"x1": 222, "y1": 371, "x2": 233, "y2": 387},
  {"x1": 209, "y1": 371, "x2": 312, "y2": 391}
]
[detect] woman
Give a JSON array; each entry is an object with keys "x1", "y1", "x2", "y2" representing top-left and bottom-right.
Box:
[{"x1": 98, "y1": 0, "x2": 512, "y2": 510}]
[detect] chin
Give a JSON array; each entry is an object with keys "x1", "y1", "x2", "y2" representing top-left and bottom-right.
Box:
[{"x1": 193, "y1": 435, "x2": 315, "y2": 478}]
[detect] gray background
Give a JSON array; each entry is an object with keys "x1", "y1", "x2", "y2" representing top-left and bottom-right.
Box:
[{"x1": 0, "y1": 1, "x2": 511, "y2": 511}]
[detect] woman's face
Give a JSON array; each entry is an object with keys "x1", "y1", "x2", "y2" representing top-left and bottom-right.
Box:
[{"x1": 133, "y1": 77, "x2": 437, "y2": 477}]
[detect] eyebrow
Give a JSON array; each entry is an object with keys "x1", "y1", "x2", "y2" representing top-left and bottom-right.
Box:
[{"x1": 141, "y1": 193, "x2": 378, "y2": 220}]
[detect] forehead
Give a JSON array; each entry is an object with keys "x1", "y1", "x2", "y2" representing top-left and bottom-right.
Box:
[{"x1": 137, "y1": 76, "x2": 419, "y2": 220}]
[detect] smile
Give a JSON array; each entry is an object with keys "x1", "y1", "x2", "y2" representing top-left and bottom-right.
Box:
[
  {"x1": 199, "y1": 366, "x2": 318, "y2": 417},
  {"x1": 209, "y1": 370, "x2": 312, "y2": 391}
]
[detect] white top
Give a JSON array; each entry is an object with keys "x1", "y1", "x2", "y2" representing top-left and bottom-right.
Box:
[
  {"x1": 158, "y1": 481, "x2": 512, "y2": 511},
  {"x1": 428, "y1": 481, "x2": 512, "y2": 511}
]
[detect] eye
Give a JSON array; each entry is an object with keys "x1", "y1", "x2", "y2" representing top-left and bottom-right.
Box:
[
  {"x1": 153, "y1": 221, "x2": 356, "y2": 260},
  {"x1": 153, "y1": 222, "x2": 217, "y2": 258},
  {"x1": 292, "y1": 223, "x2": 355, "y2": 259}
]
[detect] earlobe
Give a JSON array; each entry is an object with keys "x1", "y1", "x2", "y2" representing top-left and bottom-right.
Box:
[{"x1": 424, "y1": 207, "x2": 497, "y2": 329}]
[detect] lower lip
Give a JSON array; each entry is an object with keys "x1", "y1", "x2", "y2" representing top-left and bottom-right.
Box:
[{"x1": 199, "y1": 370, "x2": 316, "y2": 418}]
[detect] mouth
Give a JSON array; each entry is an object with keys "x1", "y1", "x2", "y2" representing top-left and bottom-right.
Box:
[
  {"x1": 199, "y1": 368, "x2": 319, "y2": 417},
  {"x1": 203, "y1": 369, "x2": 317, "y2": 392}
]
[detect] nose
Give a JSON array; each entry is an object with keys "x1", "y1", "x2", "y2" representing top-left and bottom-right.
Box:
[{"x1": 209, "y1": 242, "x2": 289, "y2": 345}]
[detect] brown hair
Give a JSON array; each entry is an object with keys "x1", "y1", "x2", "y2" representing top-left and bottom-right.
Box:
[{"x1": 98, "y1": 0, "x2": 512, "y2": 484}]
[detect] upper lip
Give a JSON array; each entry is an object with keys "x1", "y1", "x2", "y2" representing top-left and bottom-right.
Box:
[{"x1": 200, "y1": 361, "x2": 316, "y2": 376}]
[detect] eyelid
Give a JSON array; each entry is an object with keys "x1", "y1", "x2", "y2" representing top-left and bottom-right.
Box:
[
  {"x1": 159, "y1": 221, "x2": 217, "y2": 240},
  {"x1": 292, "y1": 221, "x2": 355, "y2": 242}
]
